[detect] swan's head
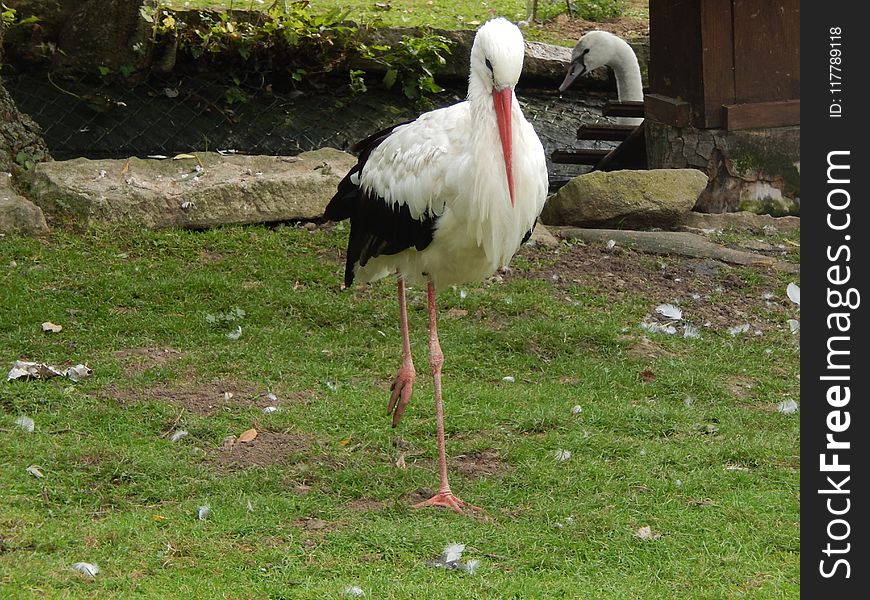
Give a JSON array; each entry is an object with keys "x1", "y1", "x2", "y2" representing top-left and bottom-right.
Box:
[
  {"x1": 559, "y1": 30, "x2": 625, "y2": 93},
  {"x1": 469, "y1": 17, "x2": 526, "y2": 207}
]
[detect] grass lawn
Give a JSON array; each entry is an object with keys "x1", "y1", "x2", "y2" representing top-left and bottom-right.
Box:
[
  {"x1": 154, "y1": 0, "x2": 650, "y2": 45},
  {"x1": 1, "y1": 222, "x2": 799, "y2": 598}
]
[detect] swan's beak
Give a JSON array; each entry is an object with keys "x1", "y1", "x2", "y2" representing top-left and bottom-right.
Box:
[
  {"x1": 558, "y1": 60, "x2": 586, "y2": 93},
  {"x1": 492, "y1": 86, "x2": 515, "y2": 207}
]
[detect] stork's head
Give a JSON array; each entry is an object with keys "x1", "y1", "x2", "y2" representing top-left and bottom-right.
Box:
[
  {"x1": 470, "y1": 17, "x2": 525, "y2": 207},
  {"x1": 559, "y1": 30, "x2": 620, "y2": 92}
]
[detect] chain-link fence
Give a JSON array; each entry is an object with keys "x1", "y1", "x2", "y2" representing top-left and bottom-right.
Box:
[{"x1": 6, "y1": 67, "x2": 615, "y2": 181}]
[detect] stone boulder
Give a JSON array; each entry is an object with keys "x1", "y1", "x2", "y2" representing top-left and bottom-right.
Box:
[
  {"x1": 1, "y1": 172, "x2": 49, "y2": 235},
  {"x1": 25, "y1": 148, "x2": 357, "y2": 229},
  {"x1": 541, "y1": 169, "x2": 708, "y2": 228}
]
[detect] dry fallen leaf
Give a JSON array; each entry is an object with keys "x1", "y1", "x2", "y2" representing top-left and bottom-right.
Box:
[
  {"x1": 41, "y1": 321, "x2": 63, "y2": 333},
  {"x1": 237, "y1": 428, "x2": 258, "y2": 443},
  {"x1": 639, "y1": 369, "x2": 656, "y2": 383}
]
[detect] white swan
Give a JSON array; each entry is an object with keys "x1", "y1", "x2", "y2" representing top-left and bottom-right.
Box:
[{"x1": 559, "y1": 30, "x2": 643, "y2": 126}]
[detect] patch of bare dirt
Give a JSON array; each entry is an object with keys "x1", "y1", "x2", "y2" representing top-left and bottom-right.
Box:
[
  {"x1": 112, "y1": 347, "x2": 182, "y2": 374},
  {"x1": 724, "y1": 375, "x2": 756, "y2": 400},
  {"x1": 453, "y1": 449, "x2": 510, "y2": 478},
  {"x1": 107, "y1": 381, "x2": 314, "y2": 416},
  {"x1": 543, "y1": 12, "x2": 649, "y2": 41},
  {"x1": 623, "y1": 336, "x2": 676, "y2": 360},
  {"x1": 513, "y1": 243, "x2": 796, "y2": 335},
  {"x1": 213, "y1": 430, "x2": 313, "y2": 471},
  {"x1": 291, "y1": 517, "x2": 336, "y2": 532},
  {"x1": 346, "y1": 498, "x2": 387, "y2": 513}
]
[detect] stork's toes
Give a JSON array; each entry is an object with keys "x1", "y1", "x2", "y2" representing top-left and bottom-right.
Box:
[
  {"x1": 413, "y1": 491, "x2": 480, "y2": 514},
  {"x1": 387, "y1": 367, "x2": 415, "y2": 427}
]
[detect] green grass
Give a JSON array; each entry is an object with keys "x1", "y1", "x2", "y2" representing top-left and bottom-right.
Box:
[
  {"x1": 0, "y1": 224, "x2": 798, "y2": 598},
  {"x1": 155, "y1": 0, "x2": 639, "y2": 45}
]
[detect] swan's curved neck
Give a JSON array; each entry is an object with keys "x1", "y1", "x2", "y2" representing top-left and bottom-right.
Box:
[{"x1": 609, "y1": 43, "x2": 643, "y2": 102}]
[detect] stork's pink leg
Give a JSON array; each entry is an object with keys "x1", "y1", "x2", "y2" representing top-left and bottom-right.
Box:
[
  {"x1": 387, "y1": 278, "x2": 415, "y2": 427},
  {"x1": 413, "y1": 281, "x2": 479, "y2": 514}
]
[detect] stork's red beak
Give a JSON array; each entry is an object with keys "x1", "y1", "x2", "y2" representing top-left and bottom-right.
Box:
[{"x1": 492, "y1": 87, "x2": 515, "y2": 207}]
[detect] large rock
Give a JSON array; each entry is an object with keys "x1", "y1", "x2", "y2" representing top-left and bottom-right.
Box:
[
  {"x1": 25, "y1": 149, "x2": 357, "y2": 229},
  {"x1": 1, "y1": 172, "x2": 49, "y2": 235},
  {"x1": 541, "y1": 169, "x2": 708, "y2": 228}
]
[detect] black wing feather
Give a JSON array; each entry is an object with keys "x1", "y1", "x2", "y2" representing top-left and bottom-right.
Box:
[{"x1": 325, "y1": 121, "x2": 438, "y2": 288}]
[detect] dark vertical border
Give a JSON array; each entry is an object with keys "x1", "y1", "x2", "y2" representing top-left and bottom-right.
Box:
[{"x1": 802, "y1": 2, "x2": 868, "y2": 596}]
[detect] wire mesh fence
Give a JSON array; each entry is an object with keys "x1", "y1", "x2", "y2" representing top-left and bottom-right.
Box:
[{"x1": 6, "y1": 66, "x2": 615, "y2": 181}]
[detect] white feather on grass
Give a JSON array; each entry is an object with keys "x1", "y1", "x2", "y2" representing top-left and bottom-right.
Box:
[
  {"x1": 197, "y1": 505, "x2": 210, "y2": 520},
  {"x1": 26, "y1": 465, "x2": 44, "y2": 478},
  {"x1": 342, "y1": 586, "x2": 365, "y2": 597},
  {"x1": 169, "y1": 430, "x2": 188, "y2": 443},
  {"x1": 14, "y1": 415, "x2": 35, "y2": 432},
  {"x1": 72, "y1": 562, "x2": 100, "y2": 577},
  {"x1": 777, "y1": 399, "x2": 799, "y2": 415},
  {"x1": 554, "y1": 449, "x2": 572, "y2": 462},
  {"x1": 227, "y1": 326, "x2": 242, "y2": 340},
  {"x1": 464, "y1": 559, "x2": 480, "y2": 574},
  {"x1": 786, "y1": 282, "x2": 800, "y2": 306},
  {"x1": 655, "y1": 304, "x2": 683, "y2": 320},
  {"x1": 443, "y1": 543, "x2": 465, "y2": 564},
  {"x1": 727, "y1": 323, "x2": 751, "y2": 336},
  {"x1": 682, "y1": 325, "x2": 701, "y2": 339},
  {"x1": 787, "y1": 319, "x2": 800, "y2": 334},
  {"x1": 640, "y1": 322, "x2": 677, "y2": 335}
]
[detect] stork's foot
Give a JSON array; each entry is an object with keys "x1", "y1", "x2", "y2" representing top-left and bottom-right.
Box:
[
  {"x1": 413, "y1": 491, "x2": 479, "y2": 514},
  {"x1": 387, "y1": 366, "x2": 415, "y2": 427}
]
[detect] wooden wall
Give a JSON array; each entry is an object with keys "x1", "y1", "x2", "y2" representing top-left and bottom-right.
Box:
[{"x1": 646, "y1": 0, "x2": 800, "y2": 130}]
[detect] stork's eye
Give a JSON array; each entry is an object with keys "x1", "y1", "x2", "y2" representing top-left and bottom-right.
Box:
[
  {"x1": 582, "y1": 48, "x2": 590, "y2": 55},
  {"x1": 485, "y1": 58, "x2": 493, "y2": 72}
]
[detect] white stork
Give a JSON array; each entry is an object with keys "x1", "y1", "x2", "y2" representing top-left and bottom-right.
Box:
[{"x1": 325, "y1": 17, "x2": 548, "y2": 513}]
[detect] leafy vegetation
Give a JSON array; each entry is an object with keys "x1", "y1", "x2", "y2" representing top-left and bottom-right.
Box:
[{"x1": 142, "y1": 1, "x2": 453, "y2": 102}]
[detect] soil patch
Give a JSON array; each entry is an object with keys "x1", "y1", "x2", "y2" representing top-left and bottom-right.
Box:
[
  {"x1": 513, "y1": 242, "x2": 797, "y2": 335},
  {"x1": 107, "y1": 381, "x2": 313, "y2": 416},
  {"x1": 544, "y1": 12, "x2": 650, "y2": 40},
  {"x1": 724, "y1": 375, "x2": 756, "y2": 400},
  {"x1": 624, "y1": 336, "x2": 677, "y2": 360},
  {"x1": 346, "y1": 498, "x2": 387, "y2": 513},
  {"x1": 453, "y1": 449, "x2": 510, "y2": 478},
  {"x1": 112, "y1": 347, "x2": 183, "y2": 374},
  {"x1": 212, "y1": 430, "x2": 313, "y2": 471}
]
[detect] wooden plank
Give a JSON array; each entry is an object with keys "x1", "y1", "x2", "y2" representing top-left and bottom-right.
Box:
[
  {"x1": 733, "y1": 0, "x2": 800, "y2": 104},
  {"x1": 602, "y1": 101, "x2": 645, "y2": 118},
  {"x1": 593, "y1": 124, "x2": 648, "y2": 172},
  {"x1": 649, "y1": 0, "x2": 703, "y2": 111},
  {"x1": 551, "y1": 149, "x2": 610, "y2": 165},
  {"x1": 643, "y1": 93, "x2": 692, "y2": 127},
  {"x1": 577, "y1": 124, "x2": 636, "y2": 141},
  {"x1": 699, "y1": 0, "x2": 735, "y2": 128},
  {"x1": 724, "y1": 99, "x2": 800, "y2": 130}
]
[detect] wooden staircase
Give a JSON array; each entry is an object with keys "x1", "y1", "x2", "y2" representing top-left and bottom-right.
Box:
[{"x1": 551, "y1": 100, "x2": 647, "y2": 172}]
